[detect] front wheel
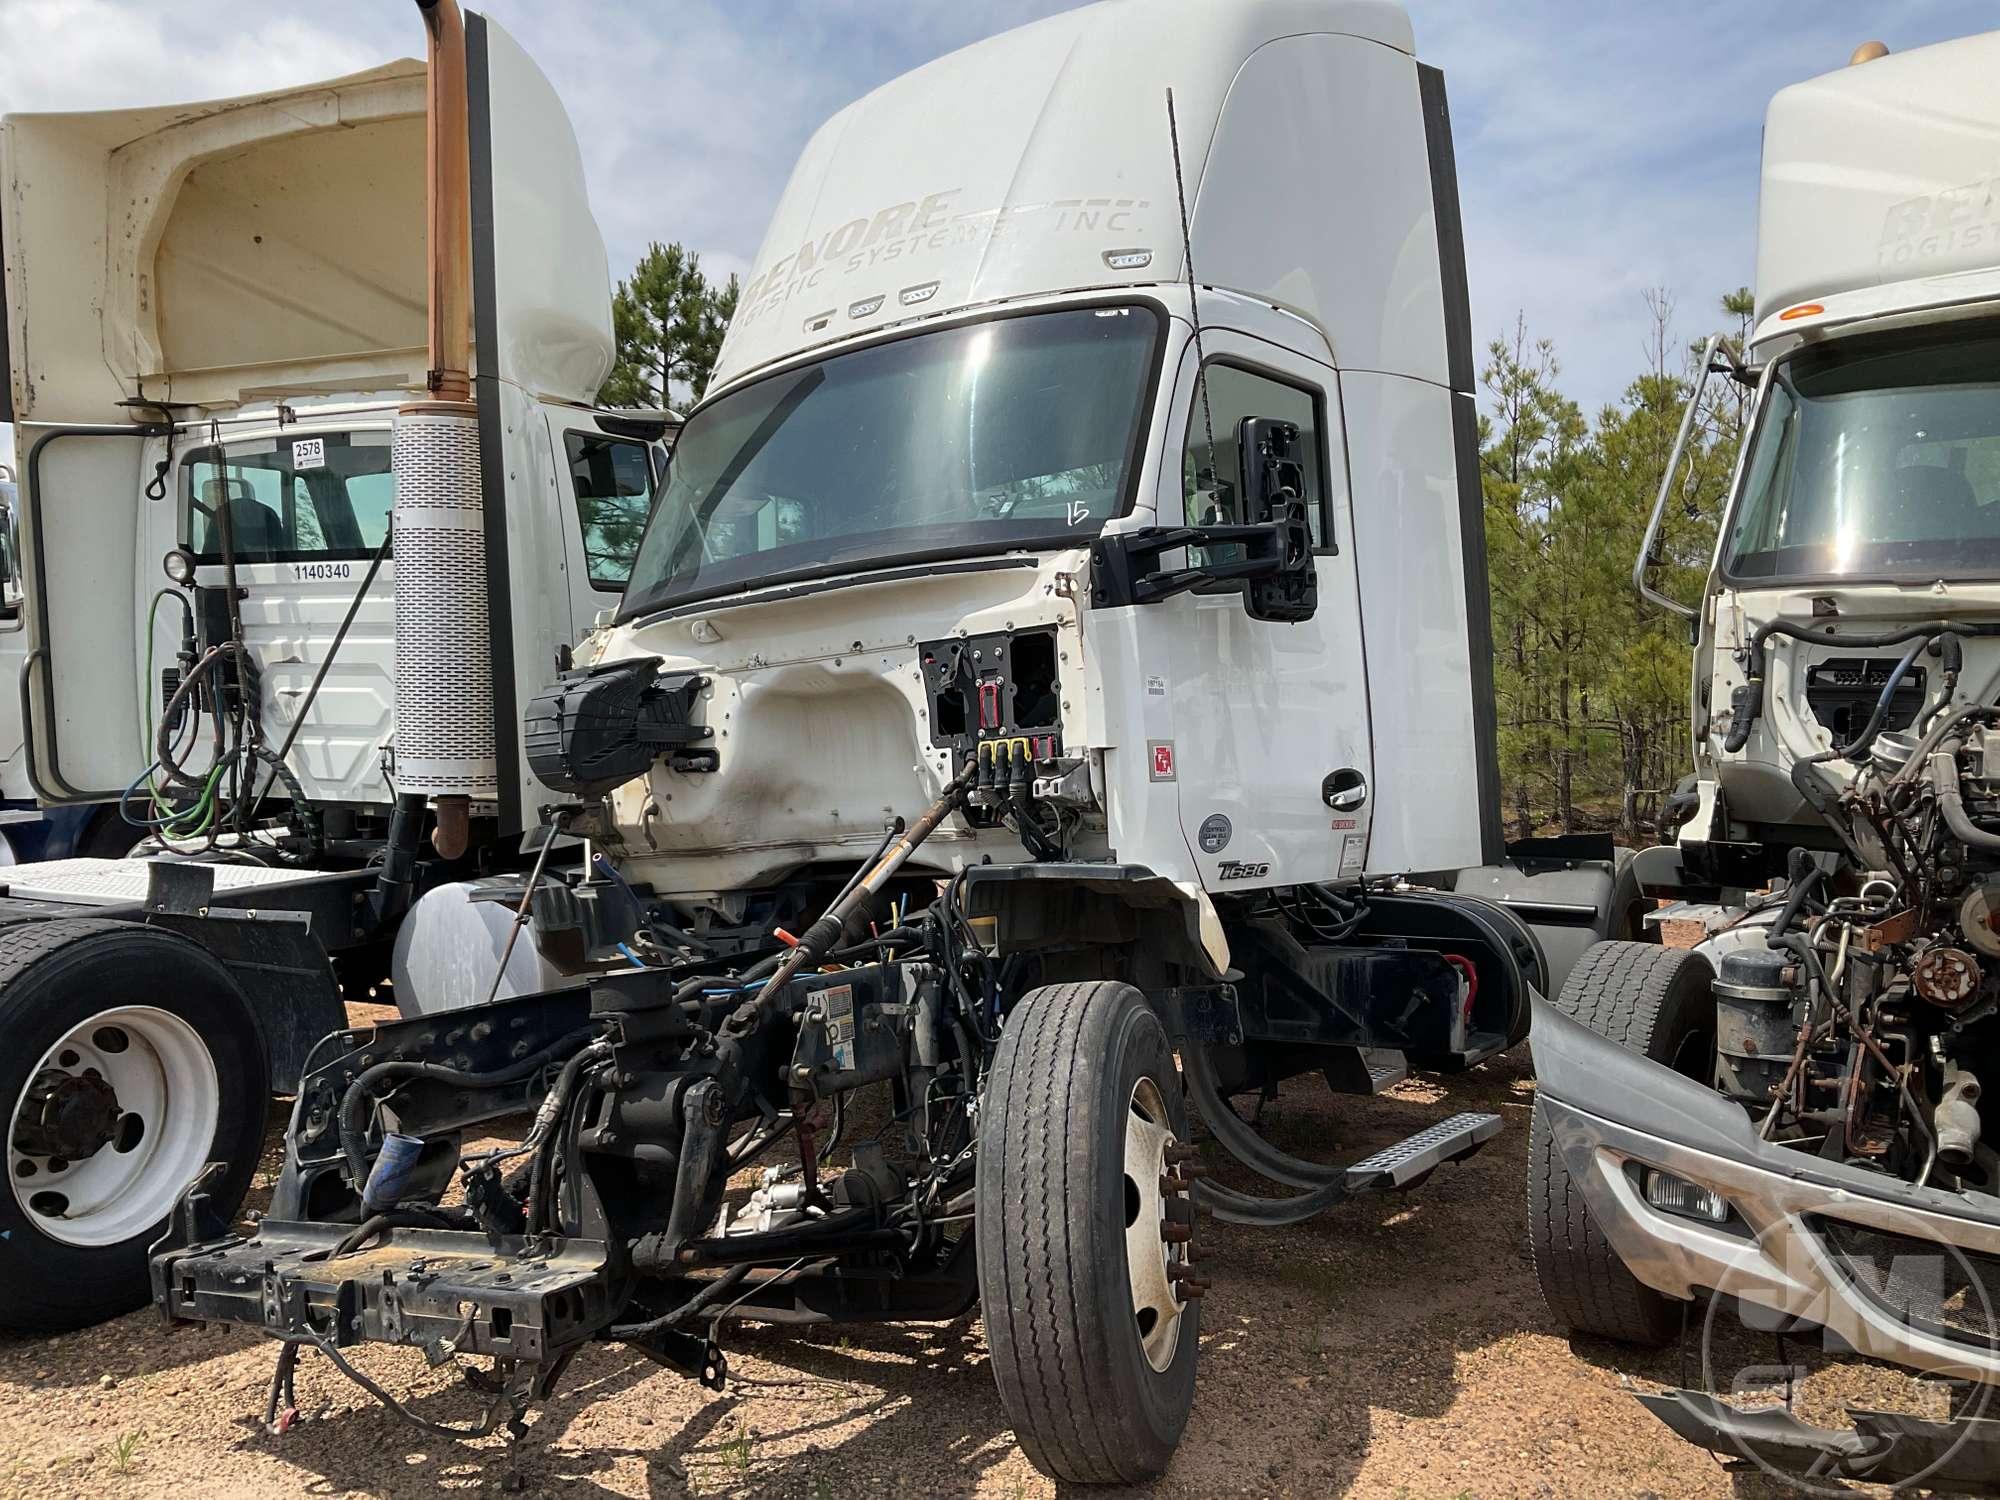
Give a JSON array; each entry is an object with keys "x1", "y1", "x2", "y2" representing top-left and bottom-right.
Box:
[
  {"x1": 976, "y1": 980, "x2": 1199, "y2": 1485},
  {"x1": 0, "y1": 919, "x2": 268, "y2": 1331}
]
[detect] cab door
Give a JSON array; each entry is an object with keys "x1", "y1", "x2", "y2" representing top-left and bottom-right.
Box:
[{"x1": 1154, "y1": 332, "x2": 1373, "y2": 889}]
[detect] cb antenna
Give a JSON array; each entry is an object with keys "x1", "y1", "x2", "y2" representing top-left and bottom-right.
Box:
[{"x1": 1166, "y1": 88, "x2": 1218, "y2": 491}]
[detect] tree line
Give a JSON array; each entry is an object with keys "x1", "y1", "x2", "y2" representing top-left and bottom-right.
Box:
[
  {"x1": 1481, "y1": 289, "x2": 1750, "y2": 843},
  {"x1": 601, "y1": 242, "x2": 1742, "y2": 846}
]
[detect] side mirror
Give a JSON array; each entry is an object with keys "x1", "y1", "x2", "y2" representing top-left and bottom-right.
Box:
[
  {"x1": 1088, "y1": 415, "x2": 1319, "y2": 623},
  {"x1": 1236, "y1": 417, "x2": 1316, "y2": 623}
]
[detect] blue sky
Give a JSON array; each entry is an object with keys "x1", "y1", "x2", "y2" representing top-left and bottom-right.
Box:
[{"x1": 1, "y1": 0, "x2": 1995, "y2": 471}]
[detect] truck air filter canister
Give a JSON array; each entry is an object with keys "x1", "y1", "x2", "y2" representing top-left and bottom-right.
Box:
[
  {"x1": 1713, "y1": 944, "x2": 1798, "y2": 1105},
  {"x1": 391, "y1": 403, "x2": 497, "y2": 800}
]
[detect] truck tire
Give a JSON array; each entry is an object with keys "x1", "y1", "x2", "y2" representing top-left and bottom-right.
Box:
[
  {"x1": 977, "y1": 980, "x2": 1199, "y2": 1484},
  {"x1": 1529, "y1": 941, "x2": 1714, "y2": 1347},
  {"x1": 0, "y1": 919, "x2": 268, "y2": 1332}
]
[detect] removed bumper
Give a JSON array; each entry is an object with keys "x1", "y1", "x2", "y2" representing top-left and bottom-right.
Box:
[{"x1": 1532, "y1": 996, "x2": 2000, "y2": 1382}]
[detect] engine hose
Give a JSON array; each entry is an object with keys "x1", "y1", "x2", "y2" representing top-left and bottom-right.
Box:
[
  {"x1": 1767, "y1": 862, "x2": 1828, "y2": 944},
  {"x1": 336, "y1": 1025, "x2": 601, "y2": 1190},
  {"x1": 1723, "y1": 619, "x2": 2000, "y2": 755},
  {"x1": 1180, "y1": 1031, "x2": 1343, "y2": 1190},
  {"x1": 1931, "y1": 739, "x2": 2000, "y2": 851},
  {"x1": 1920, "y1": 634, "x2": 1967, "y2": 733},
  {"x1": 1809, "y1": 636, "x2": 1927, "y2": 765}
]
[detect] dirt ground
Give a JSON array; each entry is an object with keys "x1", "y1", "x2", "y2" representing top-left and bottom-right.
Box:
[{"x1": 0, "y1": 1043, "x2": 1935, "y2": 1499}]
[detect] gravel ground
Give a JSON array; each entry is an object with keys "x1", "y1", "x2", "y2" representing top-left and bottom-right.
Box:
[{"x1": 0, "y1": 1042, "x2": 1941, "y2": 1499}]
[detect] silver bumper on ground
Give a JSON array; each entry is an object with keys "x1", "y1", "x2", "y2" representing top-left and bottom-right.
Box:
[{"x1": 1533, "y1": 997, "x2": 2000, "y2": 1383}]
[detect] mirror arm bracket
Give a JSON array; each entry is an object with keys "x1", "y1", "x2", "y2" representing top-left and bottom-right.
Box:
[{"x1": 1088, "y1": 521, "x2": 1288, "y2": 609}]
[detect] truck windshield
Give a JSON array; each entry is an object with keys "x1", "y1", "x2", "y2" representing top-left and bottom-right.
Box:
[
  {"x1": 1724, "y1": 329, "x2": 2000, "y2": 582},
  {"x1": 620, "y1": 305, "x2": 1161, "y2": 616}
]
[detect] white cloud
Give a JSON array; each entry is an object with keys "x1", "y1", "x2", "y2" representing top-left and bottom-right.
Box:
[{"x1": 1419, "y1": 0, "x2": 1995, "y2": 412}]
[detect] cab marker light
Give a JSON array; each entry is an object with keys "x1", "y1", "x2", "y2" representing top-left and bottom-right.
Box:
[
  {"x1": 1104, "y1": 248, "x2": 1153, "y2": 270},
  {"x1": 1779, "y1": 302, "x2": 1825, "y2": 321}
]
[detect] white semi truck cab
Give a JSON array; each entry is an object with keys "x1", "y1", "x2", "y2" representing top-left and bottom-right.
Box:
[{"x1": 1532, "y1": 31, "x2": 2000, "y2": 1491}]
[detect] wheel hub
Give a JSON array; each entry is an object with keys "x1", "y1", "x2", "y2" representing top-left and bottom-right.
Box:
[
  {"x1": 9, "y1": 1005, "x2": 221, "y2": 1248},
  {"x1": 1123, "y1": 1076, "x2": 1206, "y2": 1373},
  {"x1": 13, "y1": 1067, "x2": 121, "y2": 1161}
]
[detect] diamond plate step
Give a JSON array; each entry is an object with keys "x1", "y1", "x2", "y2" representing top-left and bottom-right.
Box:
[
  {"x1": 1342, "y1": 1111, "x2": 1502, "y2": 1193},
  {"x1": 0, "y1": 857, "x2": 326, "y2": 906}
]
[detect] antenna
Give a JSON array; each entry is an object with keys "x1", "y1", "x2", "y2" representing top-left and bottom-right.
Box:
[{"x1": 1166, "y1": 89, "x2": 1218, "y2": 494}]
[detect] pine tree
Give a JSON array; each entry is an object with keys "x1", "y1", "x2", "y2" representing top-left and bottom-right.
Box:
[{"x1": 599, "y1": 243, "x2": 738, "y2": 411}]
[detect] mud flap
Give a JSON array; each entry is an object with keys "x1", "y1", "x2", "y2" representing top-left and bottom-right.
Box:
[{"x1": 1639, "y1": 1388, "x2": 2000, "y2": 1492}]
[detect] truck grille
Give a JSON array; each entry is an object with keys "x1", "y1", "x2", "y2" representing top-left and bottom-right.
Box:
[{"x1": 1817, "y1": 1216, "x2": 2000, "y2": 1348}]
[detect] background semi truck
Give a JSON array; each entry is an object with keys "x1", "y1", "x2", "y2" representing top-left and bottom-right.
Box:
[
  {"x1": 1530, "y1": 29, "x2": 2000, "y2": 1491},
  {"x1": 138, "y1": 0, "x2": 1629, "y2": 1486},
  {"x1": 0, "y1": 8, "x2": 673, "y2": 1325}
]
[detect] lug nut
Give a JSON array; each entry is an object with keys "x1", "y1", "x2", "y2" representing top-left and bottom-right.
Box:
[
  {"x1": 1167, "y1": 1261, "x2": 1202, "y2": 1281},
  {"x1": 1174, "y1": 1280, "x2": 1209, "y2": 1299},
  {"x1": 1164, "y1": 1143, "x2": 1199, "y2": 1165},
  {"x1": 1161, "y1": 1222, "x2": 1194, "y2": 1244}
]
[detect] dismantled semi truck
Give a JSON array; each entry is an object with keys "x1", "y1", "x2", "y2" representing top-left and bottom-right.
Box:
[
  {"x1": 0, "y1": 0, "x2": 1604, "y2": 1483},
  {"x1": 0, "y1": 11, "x2": 670, "y2": 1325},
  {"x1": 1532, "y1": 29, "x2": 2000, "y2": 1492}
]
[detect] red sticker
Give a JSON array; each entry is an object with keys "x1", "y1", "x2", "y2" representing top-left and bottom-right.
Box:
[{"x1": 1153, "y1": 744, "x2": 1175, "y2": 777}]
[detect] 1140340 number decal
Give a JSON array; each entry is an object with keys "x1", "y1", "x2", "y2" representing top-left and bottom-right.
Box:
[{"x1": 290, "y1": 562, "x2": 354, "y2": 581}]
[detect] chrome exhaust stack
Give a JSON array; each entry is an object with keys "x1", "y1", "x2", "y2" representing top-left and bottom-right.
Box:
[{"x1": 393, "y1": 0, "x2": 494, "y2": 858}]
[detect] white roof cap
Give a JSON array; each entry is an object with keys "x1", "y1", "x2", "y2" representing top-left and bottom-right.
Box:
[
  {"x1": 1755, "y1": 29, "x2": 2000, "y2": 342},
  {"x1": 712, "y1": 0, "x2": 1419, "y2": 391}
]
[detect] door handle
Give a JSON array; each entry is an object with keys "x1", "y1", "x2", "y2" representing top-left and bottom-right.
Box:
[{"x1": 1322, "y1": 767, "x2": 1367, "y2": 813}]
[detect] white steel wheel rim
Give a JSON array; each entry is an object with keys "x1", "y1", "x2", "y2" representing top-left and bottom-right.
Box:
[
  {"x1": 8, "y1": 1005, "x2": 220, "y2": 1248},
  {"x1": 1123, "y1": 1074, "x2": 1187, "y2": 1372}
]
